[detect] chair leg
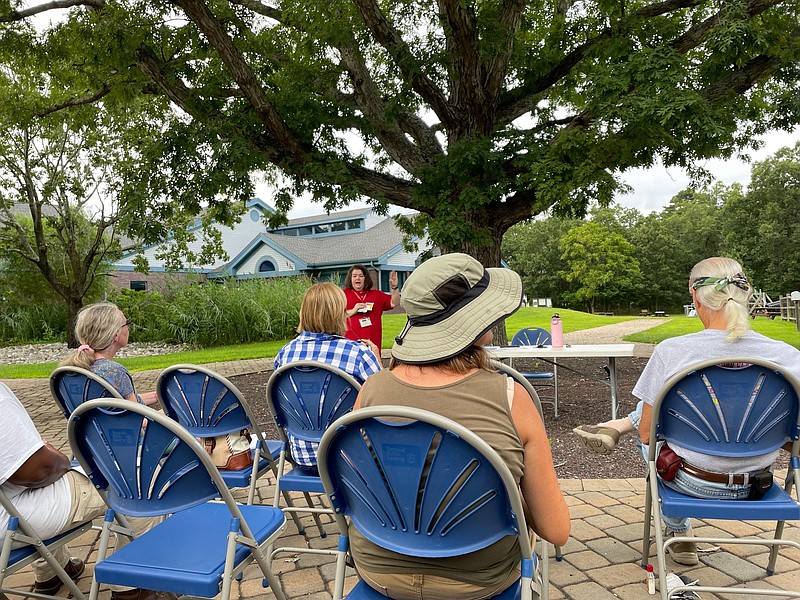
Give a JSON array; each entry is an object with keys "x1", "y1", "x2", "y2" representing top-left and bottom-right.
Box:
[
  {"x1": 303, "y1": 492, "x2": 328, "y2": 538},
  {"x1": 552, "y1": 361, "x2": 558, "y2": 419}
]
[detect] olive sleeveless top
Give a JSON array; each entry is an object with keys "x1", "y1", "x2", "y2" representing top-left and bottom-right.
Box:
[{"x1": 351, "y1": 368, "x2": 525, "y2": 586}]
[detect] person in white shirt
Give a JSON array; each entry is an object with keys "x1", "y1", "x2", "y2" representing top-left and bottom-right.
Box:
[
  {"x1": 0, "y1": 382, "x2": 159, "y2": 600},
  {"x1": 573, "y1": 257, "x2": 800, "y2": 565}
]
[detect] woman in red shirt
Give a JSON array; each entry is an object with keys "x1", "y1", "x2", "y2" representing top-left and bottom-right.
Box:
[{"x1": 343, "y1": 264, "x2": 400, "y2": 350}]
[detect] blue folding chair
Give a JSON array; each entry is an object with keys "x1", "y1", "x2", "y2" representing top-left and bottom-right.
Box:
[
  {"x1": 50, "y1": 366, "x2": 124, "y2": 418},
  {"x1": 265, "y1": 360, "x2": 361, "y2": 554},
  {"x1": 318, "y1": 406, "x2": 541, "y2": 600},
  {"x1": 0, "y1": 488, "x2": 91, "y2": 600},
  {"x1": 493, "y1": 361, "x2": 563, "y2": 563},
  {"x1": 156, "y1": 364, "x2": 283, "y2": 507},
  {"x1": 67, "y1": 398, "x2": 288, "y2": 600},
  {"x1": 511, "y1": 327, "x2": 558, "y2": 418},
  {"x1": 641, "y1": 357, "x2": 800, "y2": 599}
]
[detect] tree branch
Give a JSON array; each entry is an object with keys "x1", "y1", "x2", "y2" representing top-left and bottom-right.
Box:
[
  {"x1": 350, "y1": 0, "x2": 457, "y2": 129},
  {"x1": 0, "y1": 0, "x2": 104, "y2": 22},
  {"x1": 171, "y1": 0, "x2": 308, "y2": 161}
]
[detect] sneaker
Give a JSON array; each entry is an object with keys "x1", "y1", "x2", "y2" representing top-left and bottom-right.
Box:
[
  {"x1": 572, "y1": 425, "x2": 621, "y2": 455},
  {"x1": 33, "y1": 557, "x2": 85, "y2": 595},
  {"x1": 664, "y1": 527, "x2": 699, "y2": 566}
]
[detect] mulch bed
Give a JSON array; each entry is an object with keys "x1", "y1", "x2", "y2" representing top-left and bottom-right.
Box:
[{"x1": 230, "y1": 356, "x2": 652, "y2": 479}]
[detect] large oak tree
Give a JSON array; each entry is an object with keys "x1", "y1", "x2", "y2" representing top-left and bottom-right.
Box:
[{"x1": 2, "y1": 0, "x2": 799, "y2": 270}]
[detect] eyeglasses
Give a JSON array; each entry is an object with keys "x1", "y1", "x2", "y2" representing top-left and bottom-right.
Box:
[{"x1": 120, "y1": 319, "x2": 132, "y2": 329}]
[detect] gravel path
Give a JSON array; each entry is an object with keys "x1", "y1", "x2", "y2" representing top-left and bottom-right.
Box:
[
  {"x1": 563, "y1": 317, "x2": 663, "y2": 354},
  {"x1": 0, "y1": 342, "x2": 192, "y2": 365}
]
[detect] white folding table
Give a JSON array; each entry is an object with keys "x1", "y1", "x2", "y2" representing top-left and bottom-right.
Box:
[{"x1": 486, "y1": 343, "x2": 636, "y2": 419}]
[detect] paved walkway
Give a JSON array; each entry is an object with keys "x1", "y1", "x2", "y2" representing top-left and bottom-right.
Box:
[{"x1": 3, "y1": 334, "x2": 799, "y2": 599}]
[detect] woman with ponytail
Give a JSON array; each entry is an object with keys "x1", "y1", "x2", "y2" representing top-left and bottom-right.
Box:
[
  {"x1": 59, "y1": 302, "x2": 158, "y2": 406},
  {"x1": 574, "y1": 257, "x2": 800, "y2": 565}
]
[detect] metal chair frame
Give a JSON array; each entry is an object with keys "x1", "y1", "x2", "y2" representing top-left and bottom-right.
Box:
[
  {"x1": 67, "y1": 398, "x2": 288, "y2": 600},
  {"x1": 510, "y1": 327, "x2": 559, "y2": 418},
  {"x1": 641, "y1": 356, "x2": 800, "y2": 599},
  {"x1": 0, "y1": 488, "x2": 92, "y2": 600},
  {"x1": 319, "y1": 406, "x2": 541, "y2": 600},
  {"x1": 265, "y1": 360, "x2": 361, "y2": 558}
]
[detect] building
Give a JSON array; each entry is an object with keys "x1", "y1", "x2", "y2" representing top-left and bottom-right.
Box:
[{"x1": 111, "y1": 199, "x2": 427, "y2": 292}]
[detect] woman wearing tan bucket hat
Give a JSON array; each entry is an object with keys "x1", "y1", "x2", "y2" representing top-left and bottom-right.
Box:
[{"x1": 349, "y1": 253, "x2": 570, "y2": 600}]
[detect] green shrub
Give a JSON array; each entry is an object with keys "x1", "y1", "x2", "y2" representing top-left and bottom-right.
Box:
[{"x1": 112, "y1": 276, "x2": 310, "y2": 347}]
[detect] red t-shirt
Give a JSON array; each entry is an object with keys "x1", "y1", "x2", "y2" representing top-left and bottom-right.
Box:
[{"x1": 344, "y1": 288, "x2": 394, "y2": 349}]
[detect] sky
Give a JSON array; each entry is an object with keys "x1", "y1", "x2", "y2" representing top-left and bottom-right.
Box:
[{"x1": 267, "y1": 126, "x2": 800, "y2": 220}]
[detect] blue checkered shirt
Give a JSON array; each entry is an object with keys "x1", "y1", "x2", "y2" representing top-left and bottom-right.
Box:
[{"x1": 273, "y1": 332, "x2": 382, "y2": 467}]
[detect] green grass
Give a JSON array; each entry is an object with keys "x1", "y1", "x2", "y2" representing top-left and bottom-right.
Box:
[
  {"x1": 624, "y1": 315, "x2": 800, "y2": 349},
  {"x1": 381, "y1": 306, "x2": 639, "y2": 348},
  {"x1": 7, "y1": 308, "x2": 798, "y2": 379},
  {"x1": 0, "y1": 308, "x2": 638, "y2": 379}
]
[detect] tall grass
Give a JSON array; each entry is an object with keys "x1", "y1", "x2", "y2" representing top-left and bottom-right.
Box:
[
  {"x1": 0, "y1": 304, "x2": 67, "y2": 345},
  {"x1": 115, "y1": 277, "x2": 310, "y2": 347}
]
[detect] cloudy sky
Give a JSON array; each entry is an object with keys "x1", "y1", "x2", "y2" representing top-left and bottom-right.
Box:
[{"x1": 269, "y1": 126, "x2": 800, "y2": 219}]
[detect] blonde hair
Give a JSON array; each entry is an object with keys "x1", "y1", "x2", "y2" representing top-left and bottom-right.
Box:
[
  {"x1": 689, "y1": 257, "x2": 753, "y2": 342},
  {"x1": 60, "y1": 302, "x2": 123, "y2": 369},
  {"x1": 297, "y1": 282, "x2": 347, "y2": 336},
  {"x1": 390, "y1": 344, "x2": 493, "y2": 374}
]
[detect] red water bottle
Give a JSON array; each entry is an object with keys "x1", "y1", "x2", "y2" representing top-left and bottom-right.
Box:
[{"x1": 550, "y1": 313, "x2": 564, "y2": 348}]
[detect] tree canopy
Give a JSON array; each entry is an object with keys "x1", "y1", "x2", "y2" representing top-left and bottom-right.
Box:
[{"x1": 2, "y1": 0, "x2": 800, "y2": 266}]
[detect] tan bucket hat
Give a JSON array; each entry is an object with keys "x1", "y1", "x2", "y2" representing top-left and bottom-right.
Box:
[{"x1": 391, "y1": 253, "x2": 523, "y2": 364}]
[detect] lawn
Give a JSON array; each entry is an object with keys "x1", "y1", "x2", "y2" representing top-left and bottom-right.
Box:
[
  {"x1": 4, "y1": 309, "x2": 798, "y2": 379},
  {"x1": 0, "y1": 307, "x2": 638, "y2": 379},
  {"x1": 624, "y1": 315, "x2": 800, "y2": 348}
]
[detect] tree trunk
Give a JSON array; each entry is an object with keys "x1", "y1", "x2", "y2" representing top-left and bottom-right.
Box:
[
  {"x1": 453, "y1": 221, "x2": 513, "y2": 345},
  {"x1": 65, "y1": 296, "x2": 84, "y2": 348}
]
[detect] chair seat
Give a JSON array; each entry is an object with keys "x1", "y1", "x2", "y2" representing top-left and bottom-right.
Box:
[
  {"x1": 7, "y1": 521, "x2": 93, "y2": 568},
  {"x1": 345, "y1": 576, "x2": 523, "y2": 599},
  {"x1": 659, "y1": 480, "x2": 800, "y2": 520},
  {"x1": 519, "y1": 372, "x2": 555, "y2": 381},
  {"x1": 94, "y1": 502, "x2": 285, "y2": 597},
  {"x1": 278, "y1": 465, "x2": 324, "y2": 494}
]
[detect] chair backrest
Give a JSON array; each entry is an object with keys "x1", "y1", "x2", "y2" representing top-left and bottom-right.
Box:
[
  {"x1": 50, "y1": 366, "x2": 125, "y2": 418},
  {"x1": 511, "y1": 327, "x2": 551, "y2": 347},
  {"x1": 68, "y1": 398, "x2": 247, "y2": 521},
  {"x1": 652, "y1": 357, "x2": 800, "y2": 458},
  {"x1": 318, "y1": 406, "x2": 532, "y2": 560},
  {"x1": 156, "y1": 364, "x2": 260, "y2": 438},
  {"x1": 491, "y1": 361, "x2": 544, "y2": 418},
  {"x1": 266, "y1": 360, "x2": 361, "y2": 446}
]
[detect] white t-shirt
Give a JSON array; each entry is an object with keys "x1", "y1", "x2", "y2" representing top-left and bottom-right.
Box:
[
  {"x1": 0, "y1": 382, "x2": 70, "y2": 547},
  {"x1": 633, "y1": 329, "x2": 800, "y2": 472}
]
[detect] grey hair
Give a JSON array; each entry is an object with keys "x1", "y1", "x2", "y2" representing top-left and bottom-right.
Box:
[{"x1": 689, "y1": 257, "x2": 752, "y2": 342}]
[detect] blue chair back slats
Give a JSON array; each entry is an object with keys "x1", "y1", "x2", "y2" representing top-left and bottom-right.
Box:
[
  {"x1": 69, "y1": 401, "x2": 222, "y2": 517},
  {"x1": 321, "y1": 410, "x2": 521, "y2": 558},
  {"x1": 269, "y1": 361, "x2": 361, "y2": 445},
  {"x1": 157, "y1": 365, "x2": 252, "y2": 437},
  {"x1": 511, "y1": 327, "x2": 551, "y2": 347},
  {"x1": 50, "y1": 366, "x2": 124, "y2": 418},
  {"x1": 656, "y1": 361, "x2": 800, "y2": 458}
]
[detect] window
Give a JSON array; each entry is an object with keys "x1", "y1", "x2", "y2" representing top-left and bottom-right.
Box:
[
  {"x1": 314, "y1": 224, "x2": 330, "y2": 234},
  {"x1": 330, "y1": 221, "x2": 346, "y2": 232},
  {"x1": 346, "y1": 219, "x2": 362, "y2": 230},
  {"x1": 297, "y1": 226, "x2": 313, "y2": 236},
  {"x1": 130, "y1": 281, "x2": 147, "y2": 291},
  {"x1": 259, "y1": 260, "x2": 276, "y2": 273}
]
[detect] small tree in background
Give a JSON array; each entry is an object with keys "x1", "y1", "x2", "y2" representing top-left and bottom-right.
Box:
[{"x1": 559, "y1": 222, "x2": 642, "y2": 314}]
